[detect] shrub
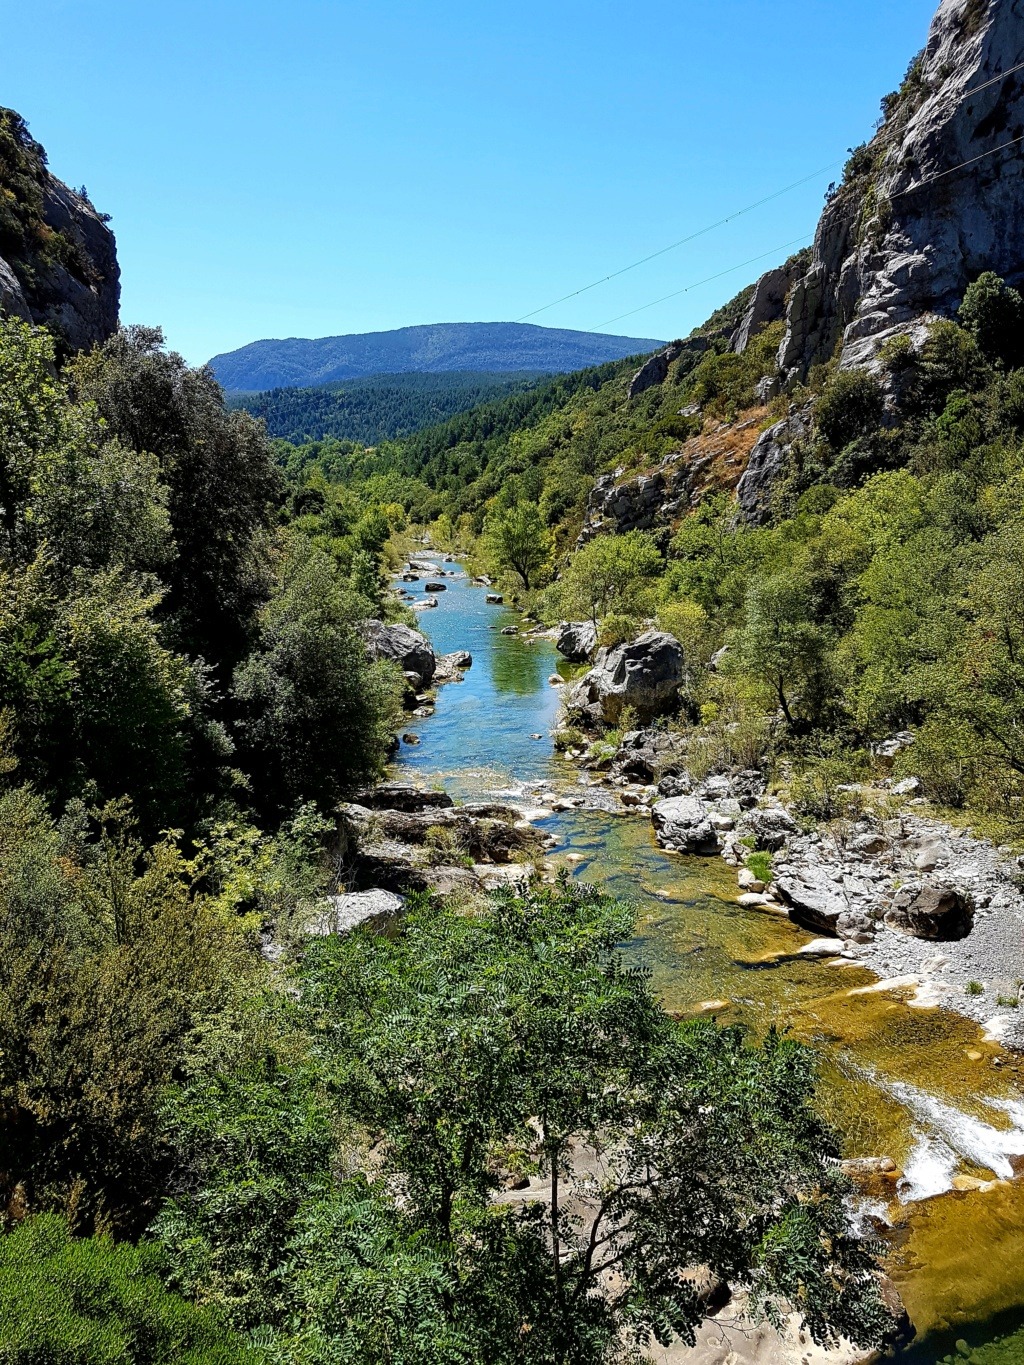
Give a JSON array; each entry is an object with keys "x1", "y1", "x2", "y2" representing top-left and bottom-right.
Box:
[
  {"x1": 816, "y1": 369, "x2": 885, "y2": 451},
  {"x1": 958, "y1": 272, "x2": 1024, "y2": 368},
  {"x1": 0, "y1": 1214, "x2": 257, "y2": 1364}
]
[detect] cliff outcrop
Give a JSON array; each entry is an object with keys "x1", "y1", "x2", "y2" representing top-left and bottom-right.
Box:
[
  {"x1": 0, "y1": 108, "x2": 119, "y2": 353},
  {"x1": 776, "y1": 0, "x2": 1024, "y2": 380}
]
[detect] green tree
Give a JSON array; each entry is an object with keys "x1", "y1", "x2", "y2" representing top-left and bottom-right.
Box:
[
  {"x1": 483, "y1": 500, "x2": 550, "y2": 589},
  {"x1": 552, "y1": 529, "x2": 663, "y2": 625},
  {"x1": 273, "y1": 883, "x2": 889, "y2": 1362},
  {"x1": 733, "y1": 571, "x2": 835, "y2": 731},
  {"x1": 958, "y1": 271, "x2": 1024, "y2": 368},
  {"x1": 815, "y1": 368, "x2": 885, "y2": 451},
  {"x1": 232, "y1": 537, "x2": 400, "y2": 818}
]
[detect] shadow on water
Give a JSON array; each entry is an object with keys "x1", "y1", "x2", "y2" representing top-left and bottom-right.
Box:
[{"x1": 396, "y1": 562, "x2": 1024, "y2": 1360}]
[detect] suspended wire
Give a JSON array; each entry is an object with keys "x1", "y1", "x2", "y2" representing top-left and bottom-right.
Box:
[
  {"x1": 513, "y1": 162, "x2": 841, "y2": 323},
  {"x1": 519, "y1": 59, "x2": 1024, "y2": 334},
  {"x1": 962, "y1": 57, "x2": 1024, "y2": 99},
  {"x1": 890, "y1": 132, "x2": 1024, "y2": 197},
  {"x1": 591, "y1": 123, "x2": 1024, "y2": 331},
  {"x1": 590, "y1": 235, "x2": 813, "y2": 330}
]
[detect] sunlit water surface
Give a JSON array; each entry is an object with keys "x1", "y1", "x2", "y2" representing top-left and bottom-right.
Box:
[{"x1": 395, "y1": 564, "x2": 1024, "y2": 1361}]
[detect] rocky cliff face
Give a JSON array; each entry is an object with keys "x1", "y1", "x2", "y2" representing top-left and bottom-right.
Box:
[
  {"x1": 0, "y1": 108, "x2": 119, "y2": 353},
  {"x1": 777, "y1": 0, "x2": 1024, "y2": 380}
]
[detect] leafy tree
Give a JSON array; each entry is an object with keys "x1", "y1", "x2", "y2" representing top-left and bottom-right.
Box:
[
  {"x1": 958, "y1": 271, "x2": 1024, "y2": 368},
  {"x1": 815, "y1": 368, "x2": 885, "y2": 451},
  {"x1": 551, "y1": 529, "x2": 663, "y2": 625},
  {"x1": 733, "y1": 572, "x2": 835, "y2": 731},
  {"x1": 269, "y1": 883, "x2": 890, "y2": 1362},
  {"x1": 68, "y1": 327, "x2": 281, "y2": 677},
  {"x1": 232, "y1": 537, "x2": 401, "y2": 818},
  {"x1": 483, "y1": 500, "x2": 551, "y2": 589}
]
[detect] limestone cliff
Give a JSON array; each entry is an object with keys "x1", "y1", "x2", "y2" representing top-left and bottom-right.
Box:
[
  {"x1": 777, "y1": 0, "x2": 1024, "y2": 380},
  {"x1": 0, "y1": 108, "x2": 119, "y2": 353}
]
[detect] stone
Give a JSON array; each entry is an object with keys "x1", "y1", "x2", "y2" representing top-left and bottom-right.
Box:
[
  {"x1": 737, "y1": 806, "x2": 797, "y2": 852},
  {"x1": 892, "y1": 777, "x2": 922, "y2": 796},
  {"x1": 352, "y1": 783, "x2": 453, "y2": 812},
  {"x1": 500, "y1": 626, "x2": 518, "y2": 635},
  {"x1": 730, "y1": 261, "x2": 805, "y2": 354},
  {"x1": 627, "y1": 342, "x2": 684, "y2": 399},
  {"x1": 361, "y1": 620, "x2": 436, "y2": 685},
  {"x1": 774, "y1": 864, "x2": 850, "y2": 935},
  {"x1": 563, "y1": 631, "x2": 683, "y2": 727},
  {"x1": 737, "y1": 868, "x2": 765, "y2": 892},
  {"x1": 486, "y1": 593, "x2": 504, "y2": 604},
  {"x1": 884, "y1": 881, "x2": 974, "y2": 941},
  {"x1": 402, "y1": 732, "x2": 420, "y2": 745},
  {"x1": 735, "y1": 407, "x2": 810, "y2": 526},
  {"x1": 798, "y1": 937, "x2": 847, "y2": 957},
  {"x1": 556, "y1": 620, "x2": 598, "y2": 662},
  {"x1": 651, "y1": 796, "x2": 720, "y2": 855},
  {"x1": 413, "y1": 596, "x2": 438, "y2": 610},
  {"x1": 315, "y1": 889, "x2": 405, "y2": 936},
  {"x1": 424, "y1": 581, "x2": 447, "y2": 592},
  {"x1": 548, "y1": 674, "x2": 564, "y2": 686}
]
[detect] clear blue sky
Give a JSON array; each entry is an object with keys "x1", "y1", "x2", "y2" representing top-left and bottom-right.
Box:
[{"x1": 4, "y1": 0, "x2": 938, "y2": 365}]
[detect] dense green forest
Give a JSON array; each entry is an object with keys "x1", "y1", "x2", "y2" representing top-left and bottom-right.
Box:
[{"x1": 228, "y1": 370, "x2": 548, "y2": 445}]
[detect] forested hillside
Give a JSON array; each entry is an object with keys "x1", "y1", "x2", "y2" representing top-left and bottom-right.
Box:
[
  {"x1": 229, "y1": 369, "x2": 547, "y2": 444},
  {"x1": 209, "y1": 320, "x2": 664, "y2": 392}
]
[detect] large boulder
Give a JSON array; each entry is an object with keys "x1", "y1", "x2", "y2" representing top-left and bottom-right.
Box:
[
  {"x1": 651, "y1": 796, "x2": 721, "y2": 855},
  {"x1": 884, "y1": 881, "x2": 974, "y2": 941},
  {"x1": 564, "y1": 630, "x2": 682, "y2": 727},
  {"x1": 352, "y1": 783, "x2": 453, "y2": 812},
  {"x1": 773, "y1": 863, "x2": 850, "y2": 936},
  {"x1": 737, "y1": 806, "x2": 797, "y2": 852},
  {"x1": 361, "y1": 619, "x2": 436, "y2": 686},
  {"x1": 556, "y1": 620, "x2": 598, "y2": 662},
  {"x1": 316, "y1": 889, "x2": 405, "y2": 935}
]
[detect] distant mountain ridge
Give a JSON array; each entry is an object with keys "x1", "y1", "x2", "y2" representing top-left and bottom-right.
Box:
[{"x1": 207, "y1": 321, "x2": 664, "y2": 392}]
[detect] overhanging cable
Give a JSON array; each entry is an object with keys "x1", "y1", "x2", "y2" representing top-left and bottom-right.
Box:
[
  {"x1": 514, "y1": 162, "x2": 841, "y2": 324},
  {"x1": 590, "y1": 235, "x2": 813, "y2": 330}
]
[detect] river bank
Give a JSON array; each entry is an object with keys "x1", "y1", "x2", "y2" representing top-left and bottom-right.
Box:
[{"x1": 379, "y1": 558, "x2": 1024, "y2": 1363}]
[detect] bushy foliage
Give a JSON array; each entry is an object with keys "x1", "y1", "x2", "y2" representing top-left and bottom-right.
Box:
[
  {"x1": 0, "y1": 1214, "x2": 258, "y2": 1364},
  {"x1": 154, "y1": 883, "x2": 888, "y2": 1362}
]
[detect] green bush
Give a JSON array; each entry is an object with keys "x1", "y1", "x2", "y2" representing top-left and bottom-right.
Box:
[
  {"x1": 0, "y1": 1214, "x2": 258, "y2": 1364},
  {"x1": 816, "y1": 369, "x2": 885, "y2": 451}
]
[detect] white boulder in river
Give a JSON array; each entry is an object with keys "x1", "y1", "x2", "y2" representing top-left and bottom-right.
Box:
[{"x1": 564, "y1": 630, "x2": 682, "y2": 726}]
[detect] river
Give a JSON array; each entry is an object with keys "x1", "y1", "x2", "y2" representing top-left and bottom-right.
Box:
[{"x1": 396, "y1": 563, "x2": 1024, "y2": 1363}]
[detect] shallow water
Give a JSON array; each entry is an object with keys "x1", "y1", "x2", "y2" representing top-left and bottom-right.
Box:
[{"x1": 395, "y1": 563, "x2": 1024, "y2": 1360}]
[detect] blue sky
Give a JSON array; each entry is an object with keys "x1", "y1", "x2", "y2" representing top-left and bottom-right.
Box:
[{"x1": 4, "y1": 0, "x2": 938, "y2": 364}]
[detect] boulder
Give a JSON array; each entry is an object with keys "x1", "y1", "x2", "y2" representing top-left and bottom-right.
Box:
[
  {"x1": 556, "y1": 620, "x2": 598, "y2": 662},
  {"x1": 773, "y1": 863, "x2": 850, "y2": 936},
  {"x1": 651, "y1": 796, "x2": 721, "y2": 855},
  {"x1": 315, "y1": 889, "x2": 405, "y2": 936},
  {"x1": 564, "y1": 631, "x2": 682, "y2": 727},
  {"x1": 352, "y1": 783, "x2": 453, "y2": 812},
  {"x1": 424, "y1": 581, "x2": 447, "y2": 592},
  {"x1": 627, "y1": 343, "x2": 684, "y2": 399},
  {"x1": 884, "y1": 881, "x2": 974, "y2": 941},
  {"x1": 361, "y1": 619, "x2": 436, "y2": 685},
  {"x1": 613, "y1": 728, "x2": 687, "y2": 782},
  {"x1": 486, "y1": 593, "x2": 504, "y2": 604},
  {"x1": 736, "y1": 806, "x2": 797, "y2": 852}
]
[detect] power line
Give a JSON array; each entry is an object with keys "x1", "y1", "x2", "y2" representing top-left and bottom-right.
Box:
[
  {"x1": 514, "y1": 162, "x2": 841, "y2": 324},
  {"x1": 891, "y1": 132, "x2": 1024, "y2": 198},
  {"x1": 593, "y1": 127, "x2": 1024, "y2": 332},
  {"x1": 520, "y1": 61, "x2": 1024, "y2": 334},
  {"x1": 962, "y1": 57, "x2": 1024, "y2": 99},
  {"x1": 590, "y1": 235, "x2": 813, "y2": 330}
]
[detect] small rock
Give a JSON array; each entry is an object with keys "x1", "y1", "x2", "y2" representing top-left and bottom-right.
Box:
[
  {"x1": 892, "y1": 777, "x2": 921, "y2": 796},
  {"x1": 402, "y1": 732, "x2": 421, "y2": 745},
  {"x1": 548, "y1": 674, "x2": 564, "y2": 686},
  {"x1": 798, "y1": 937, "x2": 846, "y2": 957},
  {"x1": 486, "y1": 593, "x2": 504, "y2": 604}
]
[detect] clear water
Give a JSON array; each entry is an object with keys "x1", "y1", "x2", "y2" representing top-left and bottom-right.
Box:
[{"x1": 395, "y1": 563, "x2": 1024, "y2": 1361}]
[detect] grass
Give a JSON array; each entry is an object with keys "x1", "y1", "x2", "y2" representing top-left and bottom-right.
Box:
[{"x1": 966, "y1": 980, "x2": 985, "y2": 996}]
